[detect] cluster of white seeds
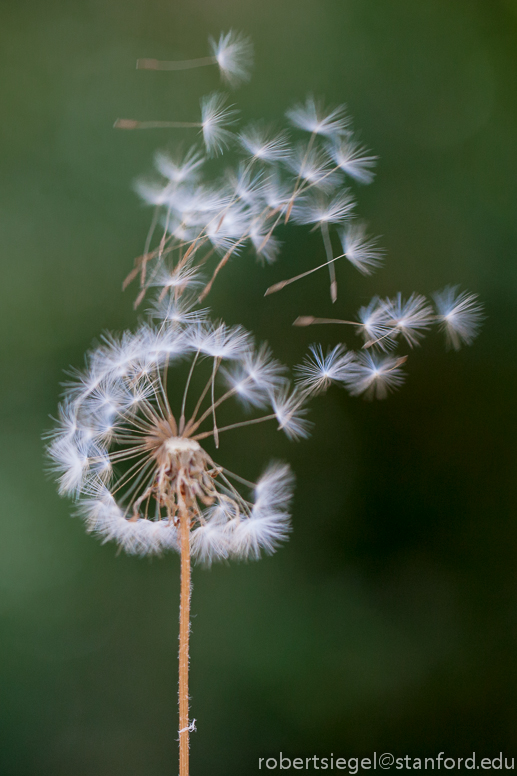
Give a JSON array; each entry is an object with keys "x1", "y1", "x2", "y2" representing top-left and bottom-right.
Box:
[{"x1": 48, "y1": 30, "x2": 483, "y2": 559}]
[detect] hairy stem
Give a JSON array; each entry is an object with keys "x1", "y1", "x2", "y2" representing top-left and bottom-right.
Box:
[{"x1": 178, "y1": 501, "x2": 192, "y2": 776}]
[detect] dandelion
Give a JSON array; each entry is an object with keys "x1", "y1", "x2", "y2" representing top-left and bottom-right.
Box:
[
  {"x1": 50, "y1": 30, "x2": 484, "y2": 776},
  {"x1": 433, "y1": 286, "x2": 484, "y2": 350},
  {"x1": 48, "y1": 316, "x2": 305, "y2": 776},
  {"x1": 136, "y1": 29, "x2": 253, "y2": 88}
]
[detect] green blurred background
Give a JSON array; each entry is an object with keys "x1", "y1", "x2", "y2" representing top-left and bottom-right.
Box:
[{"x1": 1, "y1": 0, "x2": 517, "y2": 773}]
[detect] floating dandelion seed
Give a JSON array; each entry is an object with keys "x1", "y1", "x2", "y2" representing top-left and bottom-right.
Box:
[
  {"x1": 285, "y1": 142, "x2": 342, "y2": 191},
  {"x1": 136, "y1": 29, "x2": 253, "y2": 88},
  {"x1": 339, "y1": 222, "x2": 384, "y2": 275},
  {"x1": 342, "y1": 352, "x2": 407, "y2": 400},
  {"x1": 286, "y1": 95, "x2": 351, "y2": 138},
  {"x1": 114, "y1": 91, "x2": 238, "y2": 158},
  {"x1": 433, "y1": 286, "x2": 484, "y2": 350},
  {"x1": 381, "y1": 293, "x2": 435, "y2": 348},
  {"x1": 154, "y1": 146, "x2": 205, "y2": 185},
  {"x1": 294, "y1": 343, "x2": 355, "y2": 395},
  {"x1": 326, "y1": 136, "x2": 377, "y2": 184},
  {"x1": 200, "y1": 92, "x2": 239, "y2": 156},
  {"x1": 238, "y1": 122, "x2": 291, "y2": 163},
  {"x1": 209, "y1": 30, "x2": 254, "y2": 87}
]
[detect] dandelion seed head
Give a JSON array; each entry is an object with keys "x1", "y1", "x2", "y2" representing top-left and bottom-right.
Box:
[{"x1": 49, "y1": 319, "x2": 300, "y2": 559}]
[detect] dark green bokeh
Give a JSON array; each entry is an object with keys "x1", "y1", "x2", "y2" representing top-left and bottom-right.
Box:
[{"x1": 1, "y1": 1, "x2": 516, "y2": 773}]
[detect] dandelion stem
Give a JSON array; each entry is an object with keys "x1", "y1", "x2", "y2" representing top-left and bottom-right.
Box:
[{"x1": 177, "y1": 497, "x2": 192, "y2": 776}]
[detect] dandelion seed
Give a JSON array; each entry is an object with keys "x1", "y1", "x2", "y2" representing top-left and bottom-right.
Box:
[
  {"x1": 154, "y1": 146, "x2": 205, "y2": 185},
  {"x1": 326, "y1": 136, "x2": 377, "y2": 184},
  {"x1": 260, "y1": 174, "x2": 293, "y2": 213},
  {"x1": 433, "y1": 286, "x2": 484, "y2": 350},
  {"x1": 209, "y1": 30, "x2": 254, "y2": 87},
  {"x1": 271, "y1": 385, "x2": 312, "y2": 439},
  {"x1": 292, "y1": 191, "x2": 355, "y2": 226},
  {"x1": 136, "y1": 29, "x2": 253, "y2": 89},
  {"x1": 249, "y1": 217, "x2": 281, "y2": 264},
  {"x1": 114, "y1": 92, "x2": 238, "y2": 159},
  {"x1": 200, "y1": 92, "x2": 238, "y2": 156},
  {"x1": 382, "y1": 293, "x2": 434, "y2": 348},
  {"x1": 343, "y1": 352, "x2": 406, "y2": 399},
  {"x1": 339, "y1": 222, "x2": 384, "y2": 275},
  {"x1": 238, "y1": 122, "x2": 291, "y2": 163},
  {"x1": 222, "y1": 343, "x2": 286, "y2": 408},
  {"x1": 286, "y1": 95, "x2": 350, "y2": 138},
  {"x1": 286, "y1": 143, "x2": 342, "y2": 191},
  {"x1": 148, "y1": 263, "x2": 203, "y2": 294},
  {"x1": 225, "y1": 163, "x2": 264, "y2": 205},
  {"x1": 148, "y1": 294, "x2": 210, "y2": 326},
  {"x1": 186, "y1": 321, "x2": 251, "y2": 361},
  {"x1": 295, "y1": 344, "x2": 355, "y2": 395},
  {"x1": 356, "y1": 297, "x2": 395, "y2": 350}
]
